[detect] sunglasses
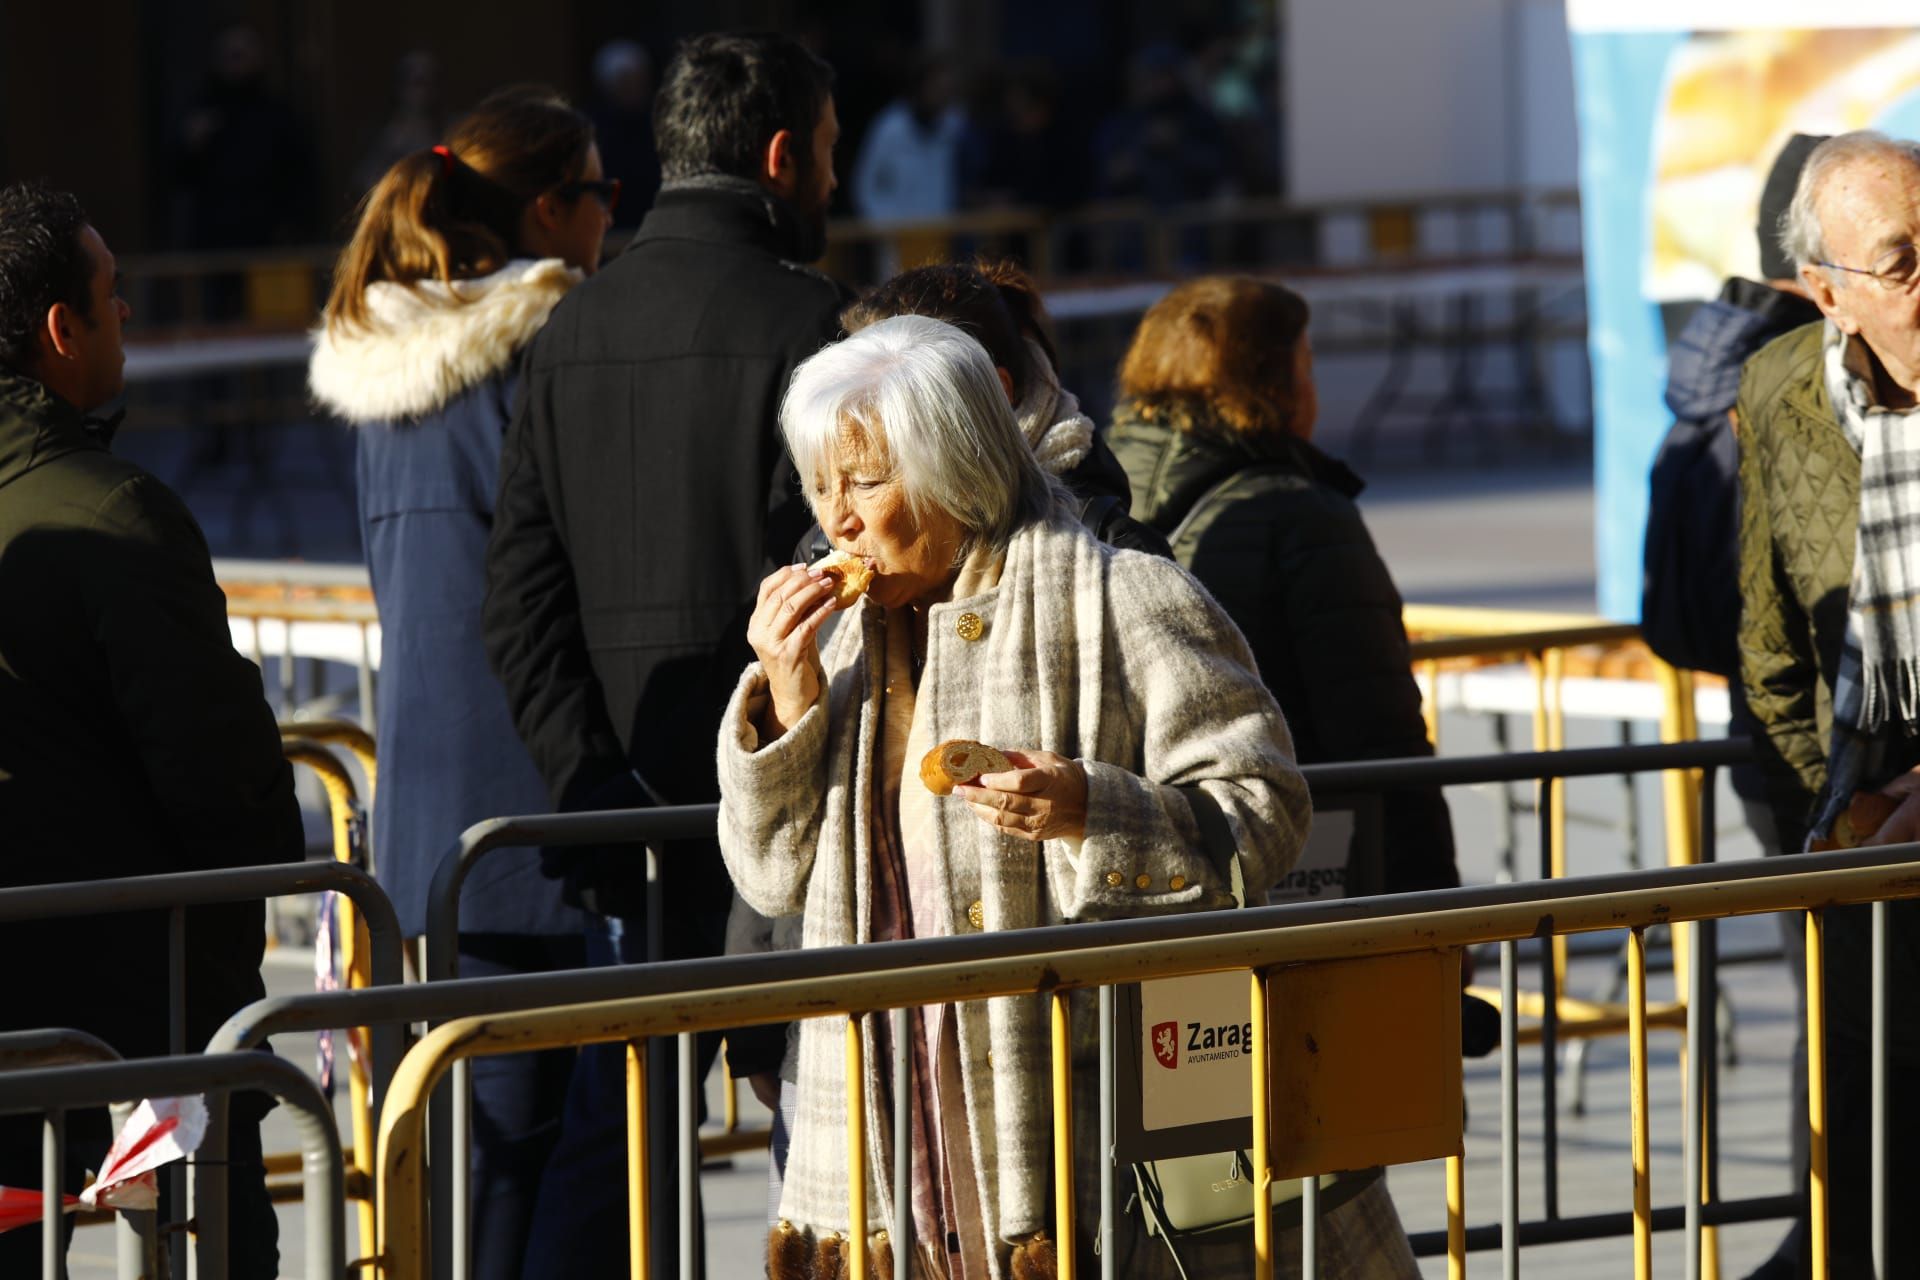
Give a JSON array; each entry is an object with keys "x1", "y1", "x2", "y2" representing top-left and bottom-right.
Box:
[{"x1": 555, "y1": 178, "x2": 622, "y2": 214}]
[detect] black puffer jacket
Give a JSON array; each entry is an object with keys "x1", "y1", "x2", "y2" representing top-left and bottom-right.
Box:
[
  {"x1": 1108, "y1": 402, "x2": 1458, "y2": 894},
  {"x1": 1643, "y1": 279, "x2": 1820, "y2": 806},
  {"x1": 0, "y1": 370, "x2": 302, "y2": 1060}
]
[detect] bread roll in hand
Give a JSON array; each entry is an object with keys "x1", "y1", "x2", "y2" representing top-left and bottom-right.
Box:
[
  {"x1": 1810, "y1": 790, "x2": 1902, "y2": 851},
  {"x1": 920, "y1": 739, "x2": 1013, "y2": 796},
  {"x1": 813, "y1": 550, "x2": 874, "y2": 607}
]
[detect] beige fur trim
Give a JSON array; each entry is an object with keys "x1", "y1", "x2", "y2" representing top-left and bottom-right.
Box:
[{"x1": 308, "y1": 257, "x2": 580, "y2": 424}]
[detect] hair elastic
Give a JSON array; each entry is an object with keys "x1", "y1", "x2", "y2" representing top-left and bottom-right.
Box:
[{"x1": 430, "y1": 144, "x2": 455, "y2": 177}]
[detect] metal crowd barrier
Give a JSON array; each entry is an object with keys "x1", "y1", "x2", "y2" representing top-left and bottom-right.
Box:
[
  {"x1": 1402, "y1": 612, "x2": 1720, "y2": 1115},
  {"x1": 0, "y1": 863, "x2": 401, "y2": 1280},
  {"x1": 371, "y1": 838, "x2": 1913, "y2": 1280},
  {"x1": 219, "y1": 561, "x2": 379, "y2": 727},
  {"x1": 180, "y1": 736, "x2": 1739, "y2": 1278},
  {"x1": 280, "y1": 722, "x2": 382, "y2": 1255},
  {"x1": 0, "y1": 1053, "x2": 346, "y2": 1280},
  {"x1": 0, "y1": 1030, "x2": 160, "y2": 1275}
]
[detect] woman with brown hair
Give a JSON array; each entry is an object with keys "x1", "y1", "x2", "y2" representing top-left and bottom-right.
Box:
[
  {"x1": 307, "y1": 84, "x2": 614, "y2": 1279},
  {"x1": 1109, "y1": 277, "x2": 1445, "y2": 1277},
  {"x1": 1109, "y1": 275, "x2": 1459, "y2": 899}
]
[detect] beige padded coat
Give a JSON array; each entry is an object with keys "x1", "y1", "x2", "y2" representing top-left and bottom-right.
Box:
[{"x1": 717, "y1": 516, "x2": 1311, "y2": 1276}]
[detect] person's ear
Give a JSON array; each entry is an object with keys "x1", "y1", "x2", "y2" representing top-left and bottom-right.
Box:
[
  {"x1": 42, "y1": 302, "x2": 83, "y2": 363},
  {"x1": 529, "y1": 191, "x2": 564, "y2": 233},
  {"x1": 995, "y1": 366, "x2": 1016, "y2": 406},
  {"x1": 762, "y1": 127, "x2": 798, "y2": 199},
  {"x1": 1803, "y1": 264, "x2": 1855, "y2": 332}
]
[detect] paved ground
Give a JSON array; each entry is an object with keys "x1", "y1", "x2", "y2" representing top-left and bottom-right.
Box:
[{"x1": 63, "y1": 374, "x2": 1807, "y2": 1277}]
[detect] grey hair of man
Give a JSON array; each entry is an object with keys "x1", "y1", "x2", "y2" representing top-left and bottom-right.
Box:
[
  {"x1": 781, "y1": 314, "x2": 1072, "y2": 555},
  {"x1": 1779, "y1": 130, "x2": 1920, "y2": 278}
]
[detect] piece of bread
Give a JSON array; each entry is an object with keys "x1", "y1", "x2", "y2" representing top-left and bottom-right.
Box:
[
  {"x1": 813, "y1": 550, "x2": 873, "y2": 607},
  {"x1": 919, "y1": 739, "x2": 1013, "y2": 796},
  {"x1": 1811, "y1": 790, "x2": 1902, "y2": 851}
]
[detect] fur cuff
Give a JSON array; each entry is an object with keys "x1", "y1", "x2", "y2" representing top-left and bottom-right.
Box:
[
  {"x1": 1010, "y1": 1231, "x2": 1057, "y2": 1280},
  {"x1": 767, "y1": 1221, "x2": 896, "y2": 1280}
]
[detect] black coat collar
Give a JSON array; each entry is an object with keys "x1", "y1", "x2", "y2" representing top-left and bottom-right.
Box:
[
  {"x1": 0, "y1": 368, "x2": 116, "y2": 490},
  {"x1": 630, "y1": 177, "x2": 820, "y2": 264}
]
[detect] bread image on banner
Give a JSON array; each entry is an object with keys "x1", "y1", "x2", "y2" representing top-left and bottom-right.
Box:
[
  {"x1": 1648, "y1": 27, "x2": 1920, "y2": 301},
  {"x1": 920, "y1": 739, "x2": 1012, "y2": 796}
]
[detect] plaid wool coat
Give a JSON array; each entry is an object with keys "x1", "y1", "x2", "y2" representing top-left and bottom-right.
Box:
[{"x1": 717, "y1": 516, "x2": 1312, "y2": 1276}]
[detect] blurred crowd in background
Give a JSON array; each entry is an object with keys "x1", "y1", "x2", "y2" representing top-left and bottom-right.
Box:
[{"x1": 156, "y1": 3, "x2": 1283, "y2": 256}]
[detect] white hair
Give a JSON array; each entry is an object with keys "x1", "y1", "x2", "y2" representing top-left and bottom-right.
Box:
[
  {"x1": 1780, "y1": 130, "x2": 1920, "y2": 277},
  {"x1": 780, "y1": 314, "x2": 1069, "y2": 553}
]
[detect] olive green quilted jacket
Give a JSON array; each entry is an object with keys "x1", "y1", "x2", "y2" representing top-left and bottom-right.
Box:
[{"x1": 1734, "y1": 320, "x2": 1855, "y2": 854}]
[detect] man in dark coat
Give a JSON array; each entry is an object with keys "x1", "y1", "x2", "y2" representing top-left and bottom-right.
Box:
[
  {"x1": 483, "y1": 31, "x2": 844, "y2": 1278},
  {"x1": 1639, "y1": 137, "x2": 1824, "y2": 1280},
  {"x1": 0, "y1": 181, "x2": 300, "y2": 1276}
]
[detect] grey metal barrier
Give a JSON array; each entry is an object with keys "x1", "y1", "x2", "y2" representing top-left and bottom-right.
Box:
[
  {"x1": 224, "y1": 737, "x2": 1754, "y2": 1279},
  {"x1": 0, "y1": 1053, "x2": 344, "y2": 1280},
  {"x1": 0, "y1": 1030, "x2": 157, "y2": 1280},
  {"x1": 0, "y1": 862, "x2": 403, "y2": 1280},
  {"x1": 378, "y1": 834, "x2": 1913, "y2": 1280}
]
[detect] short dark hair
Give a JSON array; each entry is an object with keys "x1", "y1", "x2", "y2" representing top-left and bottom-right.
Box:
[
  {"x1": 843, "y1": 262, "x2": 1037, "y2": 399},
  {"x1": 654, "y1": 32, "x2": 834, "y2": 184},
  {"x1": 0, "y1": 181, "x2": 94, "y2": 372}
]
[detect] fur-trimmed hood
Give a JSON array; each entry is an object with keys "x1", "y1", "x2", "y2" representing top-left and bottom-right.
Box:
[{"x1": 308, "y1": 258, "x2": 580, "y2": 424}]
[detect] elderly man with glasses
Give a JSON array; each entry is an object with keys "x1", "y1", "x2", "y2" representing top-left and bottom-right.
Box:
[{"x1": 1735, "y1": 129, "x2": 1920, "y2": 1278}]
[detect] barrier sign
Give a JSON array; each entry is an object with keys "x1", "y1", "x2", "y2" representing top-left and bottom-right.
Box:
[
  {"x1": 1266, "y1": 810, "x2": 1354, "y2": 906},
  {"x1": 1140, "y1": 970, "x2": 1255, "y2": 1132}
]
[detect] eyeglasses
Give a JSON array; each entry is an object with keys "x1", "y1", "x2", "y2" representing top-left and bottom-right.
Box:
[
  {"x1": 555, "y1": 178, "x2": 622, "y2": 214},
  {"x1": 1816, "y1": 241, "x2": 1920, "y2": 292}
]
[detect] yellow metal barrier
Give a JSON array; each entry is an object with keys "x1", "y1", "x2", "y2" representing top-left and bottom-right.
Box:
[
  {"x1": 1403, "y1": 608, "x2": 1701, "y2": 1020},
  {"x1": 280, "y1": 727, "x2": 380, "y2": 1261},
  {"x1": 373, "y1": 849, "x2": 1898, "y2": 1280}
]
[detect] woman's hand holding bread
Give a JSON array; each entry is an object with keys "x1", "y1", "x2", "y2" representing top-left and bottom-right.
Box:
[
  {"x1": 747, "y1": 561, "x2": 856, "y2": 739},
  {"x1": 936, "y1": 744, "x2": 1089, "y2": 843}
]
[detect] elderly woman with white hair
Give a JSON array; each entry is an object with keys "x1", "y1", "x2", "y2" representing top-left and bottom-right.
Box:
[{"x1": 719, "y1": 315, "x2": 1415, "y2": 1279}]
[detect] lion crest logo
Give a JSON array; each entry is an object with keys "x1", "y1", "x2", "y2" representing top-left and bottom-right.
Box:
[{"x1": 1152, "y1": 1021, "x2": 1179, "y2": 1070}]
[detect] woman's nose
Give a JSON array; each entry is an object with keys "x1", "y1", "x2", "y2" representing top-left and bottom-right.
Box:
[{"x1": 823, "y1": 495, "x2": 860, "y2": 538}]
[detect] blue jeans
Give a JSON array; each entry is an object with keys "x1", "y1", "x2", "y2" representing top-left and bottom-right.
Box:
[
  {"x1": 520, "y1": 915, "x2": 717, "y2": 1279},
  {"x1": 457, "y1": 932, "x2": 585, "y2": 1280}
]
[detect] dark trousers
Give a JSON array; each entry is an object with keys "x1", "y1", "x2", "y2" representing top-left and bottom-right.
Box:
[
  {"x1": 520, "y1": 914, "x2": 721, "y2": 1280},
  {"x1": 1748, "y1": 888, "x2": 1920, "y2": 1277},
  {"x1": 458, "y1": 932, "x2": 586, "y2": 1280},
  {"x1": 0, "y1": 1106, "x2": 277, "y2": 1278}
]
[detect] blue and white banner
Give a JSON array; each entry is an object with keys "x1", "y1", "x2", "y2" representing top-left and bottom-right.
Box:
[{"x1": 1567, "y1": 2, "x2": 1920, "y2": 617}]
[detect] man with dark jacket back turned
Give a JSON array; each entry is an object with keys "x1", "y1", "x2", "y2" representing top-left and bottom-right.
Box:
[
  {"x1": 483, "y1": 31, "x2": 844, "y2": 1278},
  {"x1": 0, "y1": 181, "x2": 300, "y2": 1276}
]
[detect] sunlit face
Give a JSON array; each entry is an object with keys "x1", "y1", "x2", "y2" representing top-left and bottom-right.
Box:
[
  {"x1": 1804, "y1": 153, "x2": 1920, "y2": 396},
  {"x1": 811, "y1": 421, "x2": 967, "y2": 610}
]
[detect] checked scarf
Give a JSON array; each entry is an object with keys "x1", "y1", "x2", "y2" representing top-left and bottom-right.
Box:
[{"x1": 1814, "y1": 323, "x2": 1920, "y2": 841}]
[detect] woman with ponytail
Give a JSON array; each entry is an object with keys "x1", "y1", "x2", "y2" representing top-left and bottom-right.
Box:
[{"x1": 308, "y1": 84, "x2": 614, "y2": 1278}]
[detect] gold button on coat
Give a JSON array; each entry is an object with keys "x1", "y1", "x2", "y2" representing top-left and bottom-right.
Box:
[
  {"x1": 1135, "y1": 873, "x2": 1152, "y2": 890},
  {"x1": 967, "y1": 899, "x2": 984, "y2": 930},
  {"x1": 1169, "y1": 875, "x2": 1187, "y2": 891},
  {"x1": 956, "y1": 612, "x2": 984, "y2": 641},
  {"x1": 1105, "y1": 871, "x2": 1125, "y2": 888}
]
